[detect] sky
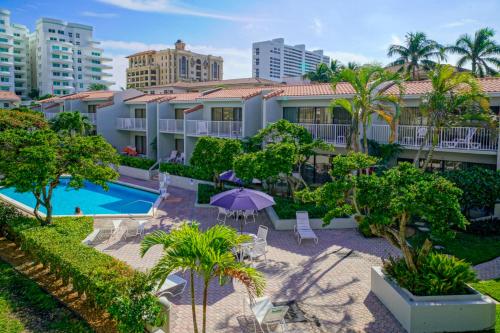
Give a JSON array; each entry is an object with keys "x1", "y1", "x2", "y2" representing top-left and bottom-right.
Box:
[{"x1": 3, "y1": 0, "x2": 499, "y2": 90}]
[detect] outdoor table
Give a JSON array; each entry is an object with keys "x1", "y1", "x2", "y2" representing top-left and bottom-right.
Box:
[{"x1": 235, "y1": 232, "x2": 257, "y2": 262}]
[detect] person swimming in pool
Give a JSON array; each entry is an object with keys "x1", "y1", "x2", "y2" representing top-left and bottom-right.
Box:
[{"x1": 74, "y1": 207, "x2": 83, "y2": 216}]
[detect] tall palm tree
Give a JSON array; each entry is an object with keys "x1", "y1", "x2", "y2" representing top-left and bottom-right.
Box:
[
  {"x1": 141, "y1": 223, "x2": 265, "y2": 333},
  {"x1": 414, "y1": 64, "x2": 490, "y2": 169},
  {"x1": 447, "y1": 27, "x2": 500, "y2": 77},
  {"x1": 387, "y1": 32, "x2": 445, "y2": 80},
  {"x1": 303, "y1": 62, "x2": 333, "y2": 83},
  {"x1": 49, "y1": 111, "x2": 93, "y2": 136},
  {"x1": 331, "y1": 65, "x2": 403, "y2": 153}
]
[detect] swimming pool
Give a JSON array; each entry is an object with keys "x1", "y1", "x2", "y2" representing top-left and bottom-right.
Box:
[{"x1": 0, "y1": 178, "x2": 159, "y2": 216}]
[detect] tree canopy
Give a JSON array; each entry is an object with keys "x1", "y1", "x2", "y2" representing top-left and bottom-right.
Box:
[
  {"x1": 88, "y1": 83, "x2": 109, "y2": 91},
  {"x1": 49, "y1": 111, "x2": 94, "y2": 136},
  {"x1": 0, "y1": 130, "x2": 120, "y2": 224},
  {"x1": 0, "y1": 108, "x2": 48, "y2": 131}
]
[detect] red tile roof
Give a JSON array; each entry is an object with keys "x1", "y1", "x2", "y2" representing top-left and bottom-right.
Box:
[
  {"x1": 0, "y1": 91, "x2": 21, "y2": 102},
  {"x1": 97, "y1": 100, "x2": 114, "y2": 109},
  {"x1": 150, "y1": 77, "x2": 279, "y2": 89},
  {"x1": 124, "y1": 94, "x2": 167, "y2": 103},
  {"x1": 198, "y1": 87, "x2": 264, "y2": 100},
  {"x1": 385, "y1": 77, "x2": 500, "y2": 95},
  {"x1": 184, "y1": 104, "x2": 204, "y2": 114},
  {"x1": 163, "y1": 92, "x2": 205, "y2": 103},
  {"x1": 264, "y1": 83, "x2": 355, "y2": 99},
  {"x1": 38, "y1": 91, "x2": 115, "y2": 103}
]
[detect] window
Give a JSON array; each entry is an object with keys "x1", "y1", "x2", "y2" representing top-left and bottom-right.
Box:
[
  {"x1": 53, "y1": 81, "x2": 61, "y2": 86},
  {"x1": 78, "y1": 74, "x2": 82, "y2": 79},
  {"x1": 0, "y1": 57, "x2": 8, "y2": 62},
  {"x1": 58, "y1": 30, "x2": 64, "y2": 35},
  {"x1": 52, "y1": 62, "x2": 61, "y2": 67},
  {"x1": 88, "y1": 105, "x2": 97, "y2": 113},
  {"x1": 283, "y1": 107, "x2": 346, "y2": 124},
  {"x1": 255, "y1": 48, "x2": 259, "y2": 55},
  {"x1": 77, "y1": 50, "x2": 81, "y2": 55},
  {"x1": 0, "y1": 38, "x2": 8, "y2": 43},
  {"x1": 52, "y1": 72, "x2": 61, "y2": 76},
  {"x1": 48, "y1": 28, "x2": 56, "y2": 33},
  {"x1": 49, "y1": 37, "x2": 57, "y2": 41},
  {"x1": 61, "y1": 55, "x2": 69, "y2": 60},
  {"x1": 59, "y1": 38, "x2": 65, "y2": 42},
  {"x1": 175, "y1": 139, "x2": 184, "y2": 153},
  {"x1": 13, "y1": 33, "x2": 20, "y2": 37},
  {"x1": 51, "y1": 54, "x2": 60, "y2": 59},
  {"x1": 3, "y1": 102, "x2": 8, "y2": 108},
  {"x1": 78, "y1": 66, "x2": 82, "y2": 71},
  {"x1": 52, "y1": 45, "x2": 60, "y2": 50},
  {"x1": 75, "y1": 41, "x2": 80, "y2": 46},
  {"x1": 134, "y1": 135, "x2": 146, "y2": 154},
  {"x1": 77, "y1": 58, "x2": 81, "y2": 63},
  {"x1": 175, "y1": 108, "x2": 186, "y2": 119},
  {"x1": 80, "y1": 83, "x2": 83, "y2": 88},
  {"x1": 0, "y1": 29, "x2": 5, "y2": 33},
  {"x1": 0, "y1": 77, "x2": 9, "y2": 82},
  {"x1": 75, "y1": 33, "x2": 80, "y2": 38},
  {"x1": 0, "y1": 47, "x2": 9, "y2": 52},
  {"x1": 0, "y1": 66, "x2": 9, "y2": 72},
  {"x1": 62, "y1": 46, "x2": 69, "y2": 51},
  {"x1": 211, "y1": 107, "x2": 242, "y2": 121},
  {"x1": 134, "y1": 108, "x2": 146, "y2": 118},
  {"x1": 68, "y1": 32, "x2": 72, "y2": 37}
]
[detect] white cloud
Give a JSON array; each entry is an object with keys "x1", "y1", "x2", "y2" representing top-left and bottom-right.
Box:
[
  {"x1": 82, "y1": 11, "x2": 118, "y2": 18},
  {"x1": 103, "y1": 40, "x2": 252, "y2": 89},
  {"x1": 97, "y1": 0, "x2": 255, "y2": 22},
  {"x1": 310, "y1": 18, "x2": 323, "y2": 36},
  {"x1": 324, "y1": 51, "x2": 374, "y2": 65},
  {"x1": 442, "y1": 18, "x2": 477, "y2": 28}
]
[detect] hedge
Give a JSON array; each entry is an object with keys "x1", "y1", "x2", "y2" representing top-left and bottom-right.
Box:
[
  {"x1": 197, "y1": 184, "x2": 225, "y2": 204},
  {"x1": 159, "y1": 162, "x2": 212, "y2": 181},
  {"x1": 119, "y1": 155, "x2": 156, "y2": 170},
  {"x1": 0, "y1": 203, "x2": 165, "y2": 333},
  {"x1": 273, "y1": 197, "x2": 329, "y2": 219}
]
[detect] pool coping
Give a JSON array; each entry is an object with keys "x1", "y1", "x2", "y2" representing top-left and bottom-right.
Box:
[{"x1": 0, "y1": 180, "x2": 162, "y2": 219}]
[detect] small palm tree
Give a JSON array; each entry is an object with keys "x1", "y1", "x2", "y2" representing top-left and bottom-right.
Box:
[
  {"x1": 414, "y1": 64, "x2": 490, "y2": 169},
  {"x1": 141, "y1": 223, "x2": 265, "y2": 333},
  {"x1": 49, "y1": 111, "x2": 93, "y2": 136},
  {"x1": 88, "y1": 83, "x2": 109, "y2": 91},
  {"x1": 447, "y1": 27, "x2": 500, "y2": 77},
  {"x1": 303, "y1": 62, "x2": 333, "y2": 83},
  {"x1": 331, "y1": 65, "x2": 403, "y2": 153},
  {"x1": 387, "y1": 32, "x2": 445, "y2": 80}
]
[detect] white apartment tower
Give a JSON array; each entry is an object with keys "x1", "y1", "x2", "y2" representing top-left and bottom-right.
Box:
[
  {"x1": 32, "y1": 18, "x2": 113, "y2": 96},
  {"x1": 0, "y1": 10, "x2": 31, "y2": 98},
  {"x1": 252, "y1": 38, "x2": 330, "y2": 81}
]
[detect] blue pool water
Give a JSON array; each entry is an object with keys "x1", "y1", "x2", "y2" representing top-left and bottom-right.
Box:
[{"x1": 0, "y1": 178, "x2": 158, "y2": 215}]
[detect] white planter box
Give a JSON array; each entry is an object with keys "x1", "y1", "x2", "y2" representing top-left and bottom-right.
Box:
[
  {"x1": 118, "y1": 165, "x2": 151, "y2": 180},
  {"x1": 265, "y1": 206, "x2": 357, "y2": 230},
  {"x1": 167, "y1": 174, "x2": 213, "y2": 191},
  {"x1": 371, "y1": 266, "x2": 496, "y2": 333}
]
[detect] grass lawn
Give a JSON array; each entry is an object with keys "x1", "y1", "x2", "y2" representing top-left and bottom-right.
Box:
[
  {"x1": 0, "y1": 259, "x2": 91, "y2": 333},
  {"x1": 409, "y1": 231, "x2": 500, "y2": 265},
  {"x1": 470, "y1": 278, "x2": 500, "y2": 332}
]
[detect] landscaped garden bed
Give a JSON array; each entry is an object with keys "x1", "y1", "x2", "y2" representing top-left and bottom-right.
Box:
[
  {"x1": 0, "y1": 259, "x2": 91, "y2": 333},
  {"x1": 119, "y1": 155, "x2": 156, "y2": 170}
]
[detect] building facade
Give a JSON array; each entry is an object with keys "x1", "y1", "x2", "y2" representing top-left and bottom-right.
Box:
[
  {"x1": 252, "y1": 38, "x2": 330, "y2": 81},
  {"x1": 126, "y1": 40, "x2": 223, "y2": 91},
  {"x1": 0, "y1": 10, "x2": 31, "y2": 99},
  {"x1": 32, "y1": 18, "x2": 113, "y2": 96}
]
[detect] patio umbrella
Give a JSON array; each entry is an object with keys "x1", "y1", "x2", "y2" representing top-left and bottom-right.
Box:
[
  {"x1": 210, "y1": 188, "x2": 275, "y2": 211},
  {"x1": 219, "y1": 170, "x2": 243, "y2": 185}
]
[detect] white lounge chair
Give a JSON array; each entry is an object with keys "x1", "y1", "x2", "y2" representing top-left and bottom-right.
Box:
[
  {"x1": 248, "y1": 239, "x2": 268, "y2": 265},
  {"x1": 156, "y1": 274, "x2": 187, "y2": 298},
  {"x1": 81, "y1": 229, "x2": 100, "y2": 245},
  {"x1": 243, "y1": 210, "x2": 257, "y2": 224},
  {"x1": 166, "y1": 150, "x2": 178, "y2": 163},
  {"x1": 175, "y1": 152, "x2": 185, "y2": 164},
  {"x1": 441, "y1": 127, "x2": 480, "y2": 149},
  {"x1": 257, "y1": 225, "x2": 268, "y2": 242},
  {"x1": 247, "y1": 296, "x2": 289, "y2": 333},
  {"x1": 294, "y1": 211, "x2": 318, "y2": 245},
  {"x1": 216, "y1": 207, "x2": 234, "y2": 224}
]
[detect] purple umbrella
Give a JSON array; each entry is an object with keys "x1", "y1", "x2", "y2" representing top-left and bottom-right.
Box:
[
  {"x1": 210, "y1": 188, "x2": 275, "y2": 211},
  {"x1": 219, "y1": 170, "x2": 243, "y2": 185}
]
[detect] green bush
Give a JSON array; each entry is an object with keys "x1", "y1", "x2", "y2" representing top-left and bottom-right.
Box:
[
  {"x1": 273, "y1": 197, "x2": 329, "y2": 219},
  {"x1": 119, "y1": 155, "x2": 156, "y2": 170},
  {"x1": 0, "y1": 203, "x2": 165, "y2": 333},
  {"x1": 384, "y1": 252, "x2": 477, "y2": 296},
  {"x1": 160, "y1": 162, "x2": 212, "y2": 181},
  {"x1": 358, "y1": 218, "x2": 375, "y2": 237},
  {"x1": 197, "y1": 184, "x2": 225, "y2": 204}
]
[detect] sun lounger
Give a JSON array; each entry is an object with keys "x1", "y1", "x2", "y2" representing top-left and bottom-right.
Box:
[
  {"x1": 248, "y1": 296, "x2": 289, "y2": 333},
  {"x1": 156, "y1": 274, "x2": 187, "y2": 298},
  {"x1": 294, "y1": 211, "x2": 318, "y2": 245},
  {"x1": 81, "y1": 229, "x2": 100, "y2": 245}
]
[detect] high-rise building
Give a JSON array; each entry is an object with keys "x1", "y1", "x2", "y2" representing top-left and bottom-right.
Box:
[
  {"x1": 126, "y1": 39, "x2": 223, "y2": 91},
  {"x1": 32, "y1": 18, "x2": 113, "y2": 96},
  {"x1": 252, "y1": 38, "x2": 330, "y2": 81},
  {"x1": 0, "y1": 10, "x2": 31, "y2": 98}
]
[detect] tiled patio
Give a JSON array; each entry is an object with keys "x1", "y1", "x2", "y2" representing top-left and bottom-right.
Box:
[{"x1": 96, "y1": 179, "x2": 404, "y2": 332}]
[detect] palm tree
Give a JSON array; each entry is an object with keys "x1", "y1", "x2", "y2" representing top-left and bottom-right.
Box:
[
  {"x1": 88, "y1": 83, "x2": 109, "y2": 91},
  {"x1": 331, "y1": 65, "x2": 404, "y2": 153},
  {"x1": 49, "y1": 111, "x2": 93, "y2": 136},
  {"x1": 387, "y1": 32, "x2": 445, "y2": 80},
  {"x1": 141, "y1": 223, "x2": 265, "y2": 333},
  {"x1": 414, "y1": 64, "x2": 490, "y2": 169},
  {"x1": 303, "y1": 62, "x2": 333, "y2": 83},
  {"x1": 447, "y1": 27, "x2": 500, "y2": 77}
]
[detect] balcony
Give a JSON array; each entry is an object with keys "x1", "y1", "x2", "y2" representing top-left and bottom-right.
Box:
[
  {"x1": 116, "y1": 118, "x2": 146, "y2": 131},
  {"x1": 370, "y1": 124, "x2": 498, "y2": 152},
  {"x1": 43, "y1": 112, "x2": 59, "y2": 120},
  {"x1": 81, "y1": 112, "x2": 96, "y2": 124},
  {"x1": 297, "y1": 123, "x2": 350, "y2": 146},
  {"x1": 186, "y1": 120, "x2": 242, "y2": 138},
  {"x1": 159, "y1": 119, "x2": 184, "y2": 133}
]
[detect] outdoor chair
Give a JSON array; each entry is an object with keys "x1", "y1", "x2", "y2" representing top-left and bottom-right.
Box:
[
  {"x1": 243, "y1": 209, "x2": 257, "y2": 224},
  {"x1": 123, "y1": 220, "x2": 146, "y2": 239},
  {"x1": 216, "y1": 207, "x2": 235, "y2": 224},
  {"x1": 175, "y1": 152, "x2": 185, "y2": 164},
  {"x1": 256, "y1": 225, "x2": 268, "y2": 242},
  {"x1": 156, "y1": 274, "x2": 187, "y2": 298},
  {"x1": 247, "y1": 296, "x2": 289, "y2": 333},
  {"x1": 96, "y1": 223, "x2": 116, "y2": 241},
  {"x1": 294, "y1": 211, "x2": 318, "y2": 245},
  {"x1": 441, "y1": 127, "x2": 480, "y2": 149},
  {"x1": 247, "y1": 239, "x2": 268, "y2": 265},
  {"x1": 166, "y1": 150, "x2": 178, "y2": 162},
  {"x1": 81, "y1": 229, "x2": 100, "y2": 245}
]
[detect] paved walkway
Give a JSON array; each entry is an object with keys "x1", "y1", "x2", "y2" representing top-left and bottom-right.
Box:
[
  {"x1": 475, "y1": 256, "x2": 500, "y2": 281},
  {"x1": 96, "y1": 179, "x2": 404, "y2": 332}
]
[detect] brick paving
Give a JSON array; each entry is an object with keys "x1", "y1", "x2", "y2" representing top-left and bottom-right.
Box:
[
  {"x1": 95, "y1": 178, "x2": 405, "y2": 333},
  {"x1": 474, "y1": 256, "x2": 500, "y2": 281}
]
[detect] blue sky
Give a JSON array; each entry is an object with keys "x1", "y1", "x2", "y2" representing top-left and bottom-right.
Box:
[{"x1": 3, "y1": 0, "x2": 499, "y2": 89}]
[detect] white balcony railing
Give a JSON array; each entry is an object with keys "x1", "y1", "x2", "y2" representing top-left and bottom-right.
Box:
[
  {"x1": 185, "y1": 120, "x2": 243, "y2": 138},
  {"x1": 81, "y1": 113, "x2": 96, "y2": 124},
  {"x1": 298, "y1": 123, "x2": 350, "y2": 146},
  {"x1": 159, "y1": 119, "x2": 184, "y2": 133},
  {"x1": 116, "y1": 117, "x2": 146, "y2": 131},
  {"x1": 43, "y1": 112, "x2": 59, "y2": 120}
]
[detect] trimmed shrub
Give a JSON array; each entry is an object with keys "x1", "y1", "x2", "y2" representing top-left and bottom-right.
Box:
[
  {"x1": 384, "y1": 252, "x2": 477, "y2": 296},
  {"x1": 273, "y1": 197, "x2": 329, "y2": 219},
  {"x1": 119, "y1": 155, "x2": 156, "y2": 170},
  {"x1": 160, "y1": 162, "x2": 212, "y2": 181},
  {"x1": 197, "y1": 184, "x2": 225, "y2": 204},
  {"x1": 0, "y1": 203, "x2": 165, "y2": 333}
]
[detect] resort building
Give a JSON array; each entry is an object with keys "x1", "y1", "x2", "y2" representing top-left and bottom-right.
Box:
[
  {"x1": 0, "y1": 10, "x2": 31, "y2": 99},
  {"x1": 252, "y1": 38, "x2": 330, "y2": 81},
  {"x1": 37, "y1": 77, "x2": 500, "y2": 173},
  {"x1": 0, "y1": 90, "x2": 21, "y2": 108},
  {"x1": 126, "y1": 40, "x2": 223, "y2": 91},
  {"x1": 31, "y1": 17, "x2": 113, "y2": 96}
]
